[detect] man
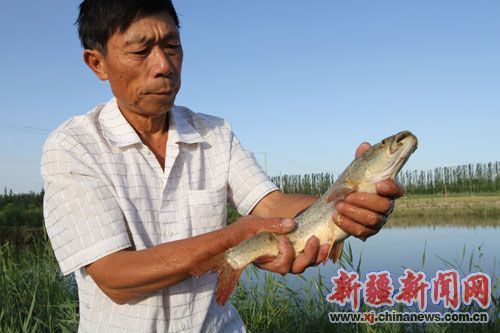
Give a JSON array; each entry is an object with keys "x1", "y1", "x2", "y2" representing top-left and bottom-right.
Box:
[{"x1": 41, "y1": 1, "x2": 403, "y2": 332}]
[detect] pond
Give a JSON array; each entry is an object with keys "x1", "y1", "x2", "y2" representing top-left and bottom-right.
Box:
[{"x1": 240, "y1": 220, "x2": 500, "y2": 313}]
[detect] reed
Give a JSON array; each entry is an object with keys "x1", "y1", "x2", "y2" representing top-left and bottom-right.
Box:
[{"x1": 0, "y1": 233, "x2": 78, "y2": 332}]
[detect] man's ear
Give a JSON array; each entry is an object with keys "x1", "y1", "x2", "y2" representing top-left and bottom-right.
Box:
[{"x1": 83, "y1": 49, "x2": 109, "y2": 81}]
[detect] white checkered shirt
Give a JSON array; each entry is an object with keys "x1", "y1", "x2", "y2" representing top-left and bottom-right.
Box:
[{"x1": 41, "y1": 98, "x2": 278, "y2": 332}]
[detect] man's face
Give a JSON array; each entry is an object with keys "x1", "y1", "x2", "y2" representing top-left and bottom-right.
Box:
[{"x1": 99, "y1": 13, "x2": 183, "y2": 117}]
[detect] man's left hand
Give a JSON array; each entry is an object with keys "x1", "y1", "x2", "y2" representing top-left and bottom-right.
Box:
[
  {"x1": 332, "y1": 142, "x2": 405, "y2": 239},
  {"x1": 253, "y1": 142, "x2": 405, "y2": 275}
]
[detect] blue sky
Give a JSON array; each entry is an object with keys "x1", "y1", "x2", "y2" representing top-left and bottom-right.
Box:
[{"x1": 1, "y1": 0, "x2": 499, "y2": 193}]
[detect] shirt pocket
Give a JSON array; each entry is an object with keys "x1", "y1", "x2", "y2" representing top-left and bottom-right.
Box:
[{"x1": 188, "y1": 185, "x2": 228, "y2": 234}]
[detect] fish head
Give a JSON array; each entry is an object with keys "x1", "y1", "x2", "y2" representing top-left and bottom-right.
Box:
[{"x1": 352, "y1": 131, "x2": 418, "y2": 185}]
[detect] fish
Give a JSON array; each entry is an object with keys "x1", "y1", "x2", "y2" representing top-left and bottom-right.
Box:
[{"x1": 192, "y1": 130, "x2": 418, "y2": 306}]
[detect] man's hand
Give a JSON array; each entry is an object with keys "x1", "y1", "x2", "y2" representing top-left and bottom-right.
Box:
[
  {"x1": 254, "y1": 234, "x2": 331, "y2": 275},
  {"x1": 250, "y1": 144, "x2": 405, "y2": 276},
  {"x1": 231, "y1": 215, "x2": 330, "y2": 275},
  {"x1": 331, "y1": 142, "x2": 405, "y2": 239}
]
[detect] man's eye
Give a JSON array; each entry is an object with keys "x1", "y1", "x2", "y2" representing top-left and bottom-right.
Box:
[
  {"x1": 133, "y1": 48, "x2": 149, "y2": 55},
  {"x1": 165, "y1": 44, "x2": 180, "y2": 50}
]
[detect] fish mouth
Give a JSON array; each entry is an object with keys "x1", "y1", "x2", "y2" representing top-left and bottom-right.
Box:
[
  {"x1": 386, "y1": 131, "x2": 418, "y2": 175},
  {"x1": 389, "y1": 131, "x2": 418, "y2": 156},
  {"x1": 368, "y1": 131, "x2": 418, "y2": 183}
]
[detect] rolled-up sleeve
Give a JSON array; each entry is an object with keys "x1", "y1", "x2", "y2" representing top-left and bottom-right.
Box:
[
  {"x1": 41, "y1": 134, "x2": 131, "y2": 275},
  {"x1": 227, "y1": 132, "x2": 278, "y2": 215}
]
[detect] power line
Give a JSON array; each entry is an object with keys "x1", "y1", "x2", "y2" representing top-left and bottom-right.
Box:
[
  {"x1": 266, "y1": 151, "x2": 325, "y2": 172},
  {"x1": 0, "y1": 121, "x2": 51, "y2": 133},
  {"x1": 254, "y1": 151, "x2": 327, "y2": 175}
]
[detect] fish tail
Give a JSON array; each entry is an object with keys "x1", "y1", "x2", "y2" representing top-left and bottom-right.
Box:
[{"x1": 191, "y1": 253, "x2": 245, "y2": 307}]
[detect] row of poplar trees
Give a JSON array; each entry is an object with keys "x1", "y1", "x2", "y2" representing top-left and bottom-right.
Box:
[{"x1": 271, "y1": 162, "x2": 500, "y2": 196}]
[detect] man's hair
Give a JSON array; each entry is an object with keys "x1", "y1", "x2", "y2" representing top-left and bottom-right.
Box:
[{"x1": 77, "y1": 0, "x2": 180, "y2": 53}]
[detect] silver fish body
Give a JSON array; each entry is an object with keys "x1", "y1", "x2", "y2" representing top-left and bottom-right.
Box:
[{"x1": 194, "y1": 130, "x2": 418, "y2": 306}]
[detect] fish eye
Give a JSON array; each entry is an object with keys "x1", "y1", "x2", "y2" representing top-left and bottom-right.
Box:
[{"x1": 381, "y1": 139, "x2": 386, "y2": 145}]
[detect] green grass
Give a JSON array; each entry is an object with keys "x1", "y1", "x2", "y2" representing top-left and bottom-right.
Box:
[
  {"x1": 0, "y1": 234, "x2": 78, "y2": 332},
  {"x1": 390, "y1": 195, "x2": 500, "y2": 227}
]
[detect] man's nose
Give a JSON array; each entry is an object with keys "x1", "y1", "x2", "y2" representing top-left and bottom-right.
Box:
[{"x1": 150, "y1": 47, "x2": 174, "y2": 78}]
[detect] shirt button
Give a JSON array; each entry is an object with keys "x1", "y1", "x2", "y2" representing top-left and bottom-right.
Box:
[
  {"x1": 168, "y1": 230, "x2": 174, "y2": 237},
  {"x1": 179, "y1": 322, "x2": 186, "y2": 330}
]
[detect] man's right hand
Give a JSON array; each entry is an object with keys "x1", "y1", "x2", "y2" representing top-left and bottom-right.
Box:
[
  {"x1": 85, "y1": 214, "x2": 303, "y2": 304},
  {"x1": 227, "y1": 215, "x2": 296, "y2": 246},
  {"x1": 230, "y1": 216, "x2": 330, "y2": 276}
]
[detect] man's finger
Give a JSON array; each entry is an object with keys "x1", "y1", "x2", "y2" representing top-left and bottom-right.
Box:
[
  {"x1": 316, "y1": 244, "x2": 331, "y2": 265},
  {"x1": 355, "y1": 142, "x2": 371, "y2": 158},
  {"x1": 255, "y1": 217, "x2": 296, "y2": 235},
  {"x1": 257, "y1": 237, "x2": 294, "y2": 275},
  {"x1": 332, "y1": 212, "x2": 380, "y2": 239},
  {"x1": 376, "y1": 179, "x2": 405, "y2": 198},
  {"x1": 230, "y1": 216, "x2": 296, "y2": 247},
  {"x1": 343, "y1": 192, "x2": 394, "y2": 214},
  {"x1": 335, "y1": 201, "x2": 386, "y2": 228},
  {"x1": 291, "y1": 236, "x2": 319, "y2": 274}
]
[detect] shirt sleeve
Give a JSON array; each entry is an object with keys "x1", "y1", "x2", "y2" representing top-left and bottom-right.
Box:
[
  {"x1": 41, "y1": 133, "x2": 131, "y2": 275},
  {"x1": 227, "y1": 132, "x2": 278, "y2": 215}
]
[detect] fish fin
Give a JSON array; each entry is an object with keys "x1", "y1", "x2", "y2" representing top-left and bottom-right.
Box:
[
  {"x1": 328, "y1": 241, "x2": 344, "y2": 263},
  {"x1": 190, "y1": 253, "x2": 245, "y2": 307},
  {"x1": 253, "y1": 255, "x2": 276, "y2": 265},
  {"x1": 215, "y1": 265, "x2": 245, "y2": 307}
]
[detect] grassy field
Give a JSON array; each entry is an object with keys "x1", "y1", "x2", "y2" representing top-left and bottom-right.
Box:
[{"x1": 389, "y1": 194, "x2": 500, "y2": 227}]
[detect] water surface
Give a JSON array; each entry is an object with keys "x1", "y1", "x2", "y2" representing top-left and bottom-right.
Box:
[{"x1": 241, "y1": 223, "x2": 500, "y2": 311}]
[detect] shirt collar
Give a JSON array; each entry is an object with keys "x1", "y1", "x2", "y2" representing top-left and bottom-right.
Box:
[
  {"x1": 99, "y1": 98, "x2": 205, "y2": 147},
  {"x1": 168, "y1": 105, "x2": 205, "y2": 145}
]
